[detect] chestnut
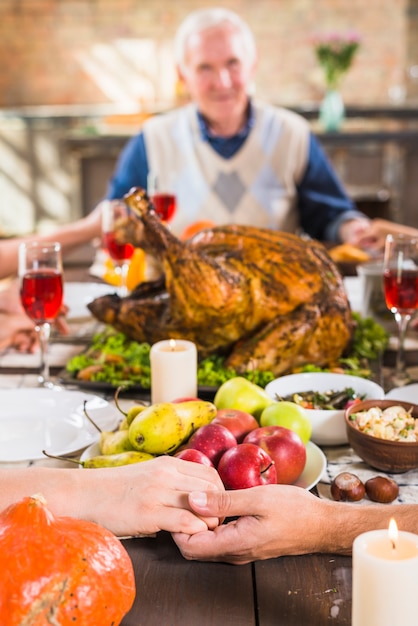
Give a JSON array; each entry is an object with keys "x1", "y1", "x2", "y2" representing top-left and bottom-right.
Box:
[
  {"x1": 330, "y1": 472, "x2": 365, "y2": 502},
  {"x1": 365, "y1": 476, "x2": 399, "y2": 503}
]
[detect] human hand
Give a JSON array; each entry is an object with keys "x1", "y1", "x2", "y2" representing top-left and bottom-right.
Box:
[
  {"x1": 172, "y1": 485, "x2": 335, "y2": 564},
  {"x1": 0, "y1": 305, "x2": 70, "y2": 354},
  {"x1": 82, "y1": 456, "x2": 224, "y2": 537},
  {"x1": 338, "y1": 218, "x2": 385, "y2": 251}
]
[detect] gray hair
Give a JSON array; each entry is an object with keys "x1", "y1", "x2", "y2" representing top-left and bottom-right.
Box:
[{"x1": 174, "y1": 7, "x2": 257, "y2": 72}]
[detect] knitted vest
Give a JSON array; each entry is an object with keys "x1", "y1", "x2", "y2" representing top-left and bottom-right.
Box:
[{"x1": 142, "y1": 101, "x2": 310, "y2": 236}]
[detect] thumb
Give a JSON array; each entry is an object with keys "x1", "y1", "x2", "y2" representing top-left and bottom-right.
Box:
[{"x1": 188, "y1": 488, "x2": 256, "y2": 519}]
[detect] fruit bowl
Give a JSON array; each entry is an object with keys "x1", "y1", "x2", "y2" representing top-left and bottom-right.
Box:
[
  {"x1": 265, "y1": 372, "x2": 385, "y2": 446},
  {"x1": 345, "y1": 399, "x2": 418, "y2": 473}
]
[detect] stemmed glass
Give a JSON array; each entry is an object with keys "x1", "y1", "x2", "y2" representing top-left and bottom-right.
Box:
[
  {"x1": 383, "y1": 233, "x2": 418, "y2": 387},
  {"x1": 147, "y1": 172, "x2": 177, "y2": 223},
  {"x1": 18, "y1": 241, "x2": 64, "y2": 387},
  {"x1": 102, "y1": 200, "x2": 135, "y2": 297}
]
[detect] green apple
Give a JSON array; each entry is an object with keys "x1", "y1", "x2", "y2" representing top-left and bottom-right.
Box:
[
  {"x1": 214, "y1": 377, "x2": 274, "y2": 420},
  {"x1": 259, "y1": 401, "x2": 312, "y2": 444}
]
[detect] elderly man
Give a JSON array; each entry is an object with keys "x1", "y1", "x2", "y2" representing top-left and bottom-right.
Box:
[{"x1": 106, "y1": 7, "x2": 373, "y2": 246}]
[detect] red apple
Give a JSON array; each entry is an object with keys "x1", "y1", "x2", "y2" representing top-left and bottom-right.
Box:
[
  {"x1": 244, "y1": 425, "x2": 285, "y2": 445},
  {"x1": 244, "y1": 426, "x2": 306, "y2": 485},
  {"x1": 217, "y1": 443, "x2": 277, "y2": 489},
  {"x1": 171, "y1": 397, "x2": 201, "y2": 403},
  {"x1": 186, "y1": 423, "x2": 237, "y2": 467},
  {"x1": 174, "y1": 448, "x2": 214, "y2": 467},
  {"x1": 212, "y1": 408, "x2": 259, "y2": 443}
]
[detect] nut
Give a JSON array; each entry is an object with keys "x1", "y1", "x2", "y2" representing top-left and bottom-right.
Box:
[
  {"x1": 365, "y1": 476, "x2": 399, "y2": 503},
  {"x1": 330, "y1": 472, "x2": 365, "y2": 502}
]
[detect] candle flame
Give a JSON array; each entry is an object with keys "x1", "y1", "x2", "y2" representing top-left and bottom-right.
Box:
[
  {"x1": 169, "y1": 339, "x2": 177, "y2": 351},
  {"x1": 388, "y1": 517, "x2": 398, "y2": 549}
]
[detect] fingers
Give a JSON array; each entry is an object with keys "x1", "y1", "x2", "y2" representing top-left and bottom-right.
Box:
[
  {"x1": 3, "y1": 329, "x2": 38, "y2": 353},
  {"x1": 173, "y1": 457, "x2": 225, "y2": 492},
  {"x1": 173, "y1": 521, "x2": 255, "y2": 564},
  {"x1": 154, "y1": 508, "x2": 211, "y2": 536},
  {"x1": 54, "y1": 314, "x2": 71, "y2": 335},
  {"x1": 188, "y1": 486, "x2": 264, "y2": 519}
]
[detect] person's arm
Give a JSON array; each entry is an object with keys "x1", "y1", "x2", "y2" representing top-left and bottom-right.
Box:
[
  {"x1": 0, "y1": 204, "x2": 102, "y2": 280},
  {"x1": 297, "y1": 134, "x2": 369, "y2": 243},
  {"x1": 172, "y1": 485, "x2": 418, "y2": 564},
  {"x1": 106, "y1": 133, "x2": 149, "y2": 200},
  {"x1": 0, "y1": 456, "x2": 224, "y2": 537}
]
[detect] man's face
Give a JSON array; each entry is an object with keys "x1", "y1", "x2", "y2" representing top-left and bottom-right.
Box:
[{"x1": 179, "y1": 23, "x2": 256, "y2": 133}]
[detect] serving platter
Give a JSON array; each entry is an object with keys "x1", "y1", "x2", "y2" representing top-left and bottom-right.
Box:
[
  {"x1": 57, "y1": 368, "x2": 217, "y2": 401},
  {"x1": 80, "y1": 440, "x2": 326, "y2": 491},
  {"x1": 0, "y1": 388, "x2": 120, "y2": 462}
]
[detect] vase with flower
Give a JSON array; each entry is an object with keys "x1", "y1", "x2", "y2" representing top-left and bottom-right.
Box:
[{"x1": 314, "y1": 32, "x2": 361, "y2": 131}]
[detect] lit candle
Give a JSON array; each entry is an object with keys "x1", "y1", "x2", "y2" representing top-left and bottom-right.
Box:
[
  {"x1": 150, "y1": 339, "x2": 197, "y2": 404},
  {"x1": 352, "y1": 518, "x2": 418, "y2": 626}
]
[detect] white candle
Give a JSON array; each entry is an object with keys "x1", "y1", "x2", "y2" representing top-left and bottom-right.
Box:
[
  {"x1": 352, "y1": 519, "x2": 418, "y2": 626},
  {"x1": 150, "y1": 339, "x2": 197, "y2": 404}
]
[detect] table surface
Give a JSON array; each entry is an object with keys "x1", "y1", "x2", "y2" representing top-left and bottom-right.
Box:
[
  {"x1": 3, "y1": 268, "x2": 418, "y2": 626},
  {"x1": 120, "y1": 532, "x2": 352, "y2": 626}
]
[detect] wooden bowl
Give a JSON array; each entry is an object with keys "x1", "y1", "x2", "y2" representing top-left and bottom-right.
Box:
[{"x1": 345, "y1": 399, "x2": 418, "y2": 473}]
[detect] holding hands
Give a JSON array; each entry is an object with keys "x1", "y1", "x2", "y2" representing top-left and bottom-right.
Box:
[{"x1": 172, "y1": 485, "x2": 332, "y2": 564}]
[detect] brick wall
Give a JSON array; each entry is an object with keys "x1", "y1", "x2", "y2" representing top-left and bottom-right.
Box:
[{"x1": 0, "y1": 0, "x2": 413, "y2": 109}]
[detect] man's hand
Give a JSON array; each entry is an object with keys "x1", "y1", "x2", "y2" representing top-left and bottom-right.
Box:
[{"x1": 172, "y1": 485, "x2": 334, "y2": 564}]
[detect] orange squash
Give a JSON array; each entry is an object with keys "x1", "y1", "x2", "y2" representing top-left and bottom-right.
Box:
[{"x1": 0, "y1": 494, "x2": 136, "y2": 625}]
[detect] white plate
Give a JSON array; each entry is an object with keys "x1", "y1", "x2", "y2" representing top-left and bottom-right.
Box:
[
  {"x1": 294, "y1": 441, "x2": 327, "y2": 490},
  {"x1": 0, "y1": 388, "x2": 119, "y2": 462},
  {"x1": 385, "y1": 384, "x2": 418, "y2": 404},
  {"x1": 80, "y1": 441, "x2": 327, "y2": 491},
  {"x1": 64, "y1": 282, "x2": 114, "y2": 320}
]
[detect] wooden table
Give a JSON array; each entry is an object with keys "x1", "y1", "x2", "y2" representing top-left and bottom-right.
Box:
[
  {"x1": 121, "y1": 532, "x2": 352, "y2": 625},
  {"x1": 1, "y1": 267, "x2": 407, "y2": 626}
]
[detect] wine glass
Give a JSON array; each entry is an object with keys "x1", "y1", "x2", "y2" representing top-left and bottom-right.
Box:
[
  {"x1": 102, "y1": 200, "x2": 135, "y2": 297},
  {"x1": 18, "y1": 241, "x2": 64, "y2": 387},
  {"x1": 383, "y1": 233, "x2": 418, "y2": 387},
  {"x1": 147, "y1": 172, "x2": 177, "y2": 223}
]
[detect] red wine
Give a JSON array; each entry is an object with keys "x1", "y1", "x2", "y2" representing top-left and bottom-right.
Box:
[
  {"x1": 20, "y1": 271, "x2": 63, "y2": 323},
  {"x1": 104, "y1": 232, "x2": 134, "y2": 262},
  {"x1": 384, "y1": 268, "x2": 418, "y2": 313},
  {"x1": 151, "y1": 193, "x2": 176, "y2": 222}
]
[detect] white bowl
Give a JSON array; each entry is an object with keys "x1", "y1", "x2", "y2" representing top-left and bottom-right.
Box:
[{"x1": 265, "y1": 373, "x2": 385, "y2": 446}]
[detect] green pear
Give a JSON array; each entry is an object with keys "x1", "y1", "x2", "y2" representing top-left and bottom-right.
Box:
[
  {"x1": 173, "y1": 400, "x2": 217, "y2": 430},
  {"x1": 84, "y1": 450, "x2": 155, "y2": 468},
  {"x1": 126, "y1": 404, "x2": 148, "y2": 426},
  {"x1": 42, "y1": 449, "x2": 154, "y2": 468},
  {"x1": 214, "y1": 377, "x2": 274, "y2": 420},
  {"x1": 99, "y1": 429, "x2": 135, "y2": 455},
  {"x1": 117, "y1": 417, "x2": 130, "y2": 430},
  {"x1": 128, "y1": 401, "x2": 216, "y2": 455}
]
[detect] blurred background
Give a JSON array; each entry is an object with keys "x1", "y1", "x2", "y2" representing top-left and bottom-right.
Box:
[{"x1": 1, "y1": 0, "x2": 417, "y2": 251}]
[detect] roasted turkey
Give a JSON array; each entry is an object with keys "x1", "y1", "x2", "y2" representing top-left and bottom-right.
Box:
[{"x1": 88, "y1": 188, "x2": 354, "y2": 376}]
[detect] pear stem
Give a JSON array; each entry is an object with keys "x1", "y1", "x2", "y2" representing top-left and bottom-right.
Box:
[
  {"x1": 113, "y1": 385, "x2": 147, "y2": 417},
  {"x1": 114, "y1": 385, "x2": 128, "y2": 416},
  {"x1": 83, "y1": 400, "x2": 102, "y2": 432},
  {"x1": 42, "y1": 450, "x2": 83, "y2": 465}
]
